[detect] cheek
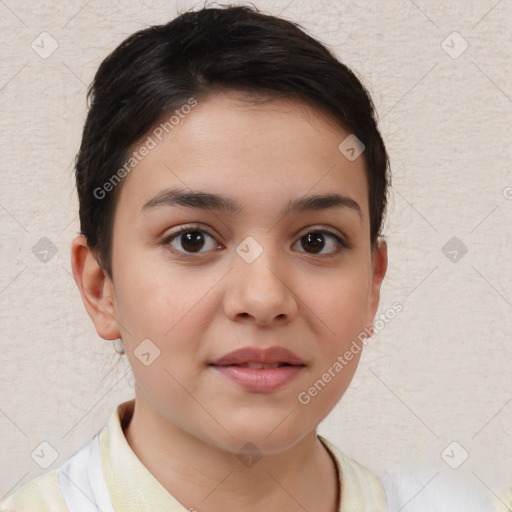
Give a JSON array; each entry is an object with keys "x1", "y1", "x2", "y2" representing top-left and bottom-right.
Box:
[
  {"x1": 113, "y1": 255, "x2": 208, "y2": 337},
  {"x1": 112, "y1": 258, "x2": 218, "y2": 388},
  {"x1": 308, "y1": 268, "x2": 372, "y2": 347}
]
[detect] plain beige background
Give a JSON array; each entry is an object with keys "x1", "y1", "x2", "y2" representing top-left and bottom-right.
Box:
[{"x1": 0, "y1": 0, "x2": 511, "y2": 509}]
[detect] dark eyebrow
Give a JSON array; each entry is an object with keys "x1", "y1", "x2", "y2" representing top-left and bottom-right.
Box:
[
  {"x1": 142, "y1": 188, "x2": 242, "y2": 214},
  {"x1": 141, "y1": 187, "x2": 362, "y2": 220},
  {"x1": 283, "y1": 193, "x2": 362, "y2": 220}
]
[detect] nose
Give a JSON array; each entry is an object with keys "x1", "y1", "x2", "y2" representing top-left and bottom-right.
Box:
[{"x1": 223, "y1": 241, "x2": 298, "y2": 326}]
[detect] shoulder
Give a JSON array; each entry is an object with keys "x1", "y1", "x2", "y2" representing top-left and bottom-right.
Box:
[
  {"x1": 318, "y1": 435, "x2": 387, "y2": 511},
  {"x1": 0, "y1": 470, "x2": 69, "y2": 512},
  {"x1": 377, "y1": 465, "x2": 510, "y2": 512}
]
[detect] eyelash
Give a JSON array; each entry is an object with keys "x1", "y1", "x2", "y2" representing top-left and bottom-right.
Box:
[{"x1": 162, "y1": 224, "x2": 350, "y2": 258}]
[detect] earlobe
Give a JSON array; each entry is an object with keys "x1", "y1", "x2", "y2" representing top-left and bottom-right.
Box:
[{"x1": 70, "y1": 235, "x2": 121, "y2": 340}]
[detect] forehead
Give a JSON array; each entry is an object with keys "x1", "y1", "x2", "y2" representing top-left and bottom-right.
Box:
[{"x1": 116, "y1": 92, "x2": 369, "y2": 223}]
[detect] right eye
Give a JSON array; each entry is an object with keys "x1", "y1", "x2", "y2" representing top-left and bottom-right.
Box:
[{"x1": 163, "y1": 225, "x2": 222, "y2": 256}]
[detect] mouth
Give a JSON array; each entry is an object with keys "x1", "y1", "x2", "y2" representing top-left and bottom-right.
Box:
[{"x1": 209, "y1": 346, "x2": 305, "y2": 392}]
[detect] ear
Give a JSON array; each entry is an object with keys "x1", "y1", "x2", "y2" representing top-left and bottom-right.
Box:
[
  {"x1": 70, "y1": 234, "x2": 121, "y2": 340},
  {"x1": 365, "y1": 238, "x2": 388, "y2": 335}
]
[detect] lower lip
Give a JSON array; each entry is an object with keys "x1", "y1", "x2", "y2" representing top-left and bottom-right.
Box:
[{"x1": 210, "y1": 365, "x2": 304, "y2": 392}]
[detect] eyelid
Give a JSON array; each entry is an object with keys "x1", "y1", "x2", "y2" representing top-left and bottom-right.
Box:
[
  {"x1": 164, "y1": 223, "x2": 218, "y2": 240},
  {"x1": 296, "y1": 224, "x2": 348, "y2": 242}
]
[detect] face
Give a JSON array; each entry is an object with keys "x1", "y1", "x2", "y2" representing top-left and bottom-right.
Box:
[{"x1": 86, "y1": 92, "x2": 386, "y2": 455}]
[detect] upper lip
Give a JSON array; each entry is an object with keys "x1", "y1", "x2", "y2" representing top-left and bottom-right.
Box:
[{"x1": 210, "y1": 346, "x2": 304, "y2": 366}]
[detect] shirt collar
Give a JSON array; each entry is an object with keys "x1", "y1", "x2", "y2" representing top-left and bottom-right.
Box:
[{"x1": 99, "y1": 398, "x2": 188, "y2": 511}]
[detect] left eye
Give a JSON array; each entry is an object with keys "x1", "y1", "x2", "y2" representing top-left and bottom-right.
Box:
[{"x1": 293, "y1": 230, "x2": 347, "y2": 255}]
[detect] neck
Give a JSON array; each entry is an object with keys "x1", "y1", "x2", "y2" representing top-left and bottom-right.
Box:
[{"x1": 123, "y1": 398, "x2": 340, "y2": 512}]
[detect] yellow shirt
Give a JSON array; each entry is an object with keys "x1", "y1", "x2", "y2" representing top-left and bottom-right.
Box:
[{"x1": 0, "y1": 399, "x2": 388, "y2": 511}]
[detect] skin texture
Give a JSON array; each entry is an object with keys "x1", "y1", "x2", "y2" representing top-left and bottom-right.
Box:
[{"x1": 71, "y1": 92, "x2": 387, "y2": 512}]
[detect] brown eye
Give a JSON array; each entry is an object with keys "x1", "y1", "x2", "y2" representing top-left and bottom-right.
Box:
[
  {"x1": 164, "y1": 226, "x2": 220, "y2": 255},
  {"x1": 294, "y1": 229, "x2": 348, "y2": 256},
  {"x1": 180, "y1": 231, "x2": 206, "y2": 252},
  {"x1": 301, "y1": 232, "x2": 325, "y2": 254}
]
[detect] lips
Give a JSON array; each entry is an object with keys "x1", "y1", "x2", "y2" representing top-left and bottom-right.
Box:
[
  {"x1": 209, "y1": 346, "x2": 305, "y2": 392},
  {"x1": 209, "y1": 346, "x2": 305, "y2": 367}
]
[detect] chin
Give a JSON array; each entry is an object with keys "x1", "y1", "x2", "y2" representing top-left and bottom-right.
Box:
[{"x1": 206, "y1": 419, "x2": 311, "y2": 457}]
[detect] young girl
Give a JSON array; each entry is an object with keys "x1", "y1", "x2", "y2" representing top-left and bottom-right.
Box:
[{"x1": 1, "y1": 4, "x2": 508, "y2": 512}]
